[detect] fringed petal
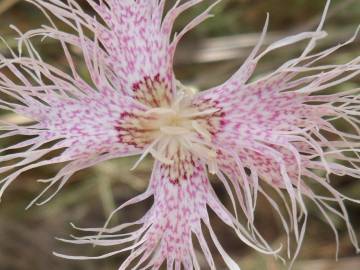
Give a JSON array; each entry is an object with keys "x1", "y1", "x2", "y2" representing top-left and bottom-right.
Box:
[
  {"x1": 23, "y1": 0, "x2": 218, "y2": 107},
  {"x1": 195, "y1": 0, "x2": 360, "y2": 263},
  {"x1": 54, "y1": 158, "x2": 279, "y2": 269},
  {"x1": 0, "y1": 35, "x2": 144, "y2": 204}
]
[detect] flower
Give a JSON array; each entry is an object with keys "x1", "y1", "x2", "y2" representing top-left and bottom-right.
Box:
[{"x1": 0, "y1": 0, "x2": 359, "y2": 269}]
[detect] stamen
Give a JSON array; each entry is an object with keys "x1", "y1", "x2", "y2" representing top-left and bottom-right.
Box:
[
  {"x1": 145, "y1": 108, "x2": 176, "y2": 116},
  {"x1": 208, "y1": 159, "x2": 219, "y2": 174},
  {"x1": 183, "y1": 138, "x2": 217, "y2": 159},
  {"x1": 191, "y1": 120, "x2": 212, "y2": 142},
  {"x1": 131, "y1": 138, "x2": 160, "y2": 171},
  {"x1": 172, "y1": 91, "x2": 186, "y2": 109},
  {"x1": 181, "y1": 108, "x2": 220, "y2": 118},
  {"x1": 176, "y1": 80, "x2": 198, "y2": 96},
  {"x1": 149, "y1": 148, "x2": 174, "y2": 165},
  {"x1": 160, "y1": 126, "x2": 189, "y2": 135}
]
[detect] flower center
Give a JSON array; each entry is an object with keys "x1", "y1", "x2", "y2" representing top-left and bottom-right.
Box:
[{"x1": 116, "y1": 83, "x2": 223, "y2": 178}]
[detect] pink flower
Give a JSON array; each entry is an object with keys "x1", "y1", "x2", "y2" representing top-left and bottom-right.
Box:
[{"x1": 0, "y1": 0, "x2": 359, "y2": 269}]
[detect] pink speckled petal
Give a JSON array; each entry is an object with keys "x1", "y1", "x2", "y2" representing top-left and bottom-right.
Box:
[
  {"x1": 194, "y1": 7, "x2": 360, "y2": 262},
  {"x1": 0, "y1": 45, "x2": 144, "y2": 204},
  {"x1": 24, "y1": 0, "x2": 217, "y2": 106},
  {"x1": 54, "y1": 159, "x2": 278, "y2": 269}
]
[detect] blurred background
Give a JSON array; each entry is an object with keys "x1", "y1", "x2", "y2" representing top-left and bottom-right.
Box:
[{"x1": 0, "y1": 0, "x2": 359, "y2": 269}]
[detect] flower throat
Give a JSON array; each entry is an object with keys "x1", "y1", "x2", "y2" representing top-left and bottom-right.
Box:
[{"x1": 116, "y1": 79, "x2": 223, "y2": 180}]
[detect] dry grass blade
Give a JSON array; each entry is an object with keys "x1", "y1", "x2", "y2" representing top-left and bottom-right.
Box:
[{"x1": 0, "y1": 0, "x2": 19, "y2": 15}]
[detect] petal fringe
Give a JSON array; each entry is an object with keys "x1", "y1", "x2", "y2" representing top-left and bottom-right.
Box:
[
  {"x1": 196, "y1": 0, "x2": 360, "y2": 264},
  {"x1": 23, "y1": 0, "x2": 219, "y2": 105},
  {"x1": 55, "y1": 160, "x2": 280, "y2": 269},
  {"x1": 0, "y1": 25, "x2": 143, "y2": 204}
]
